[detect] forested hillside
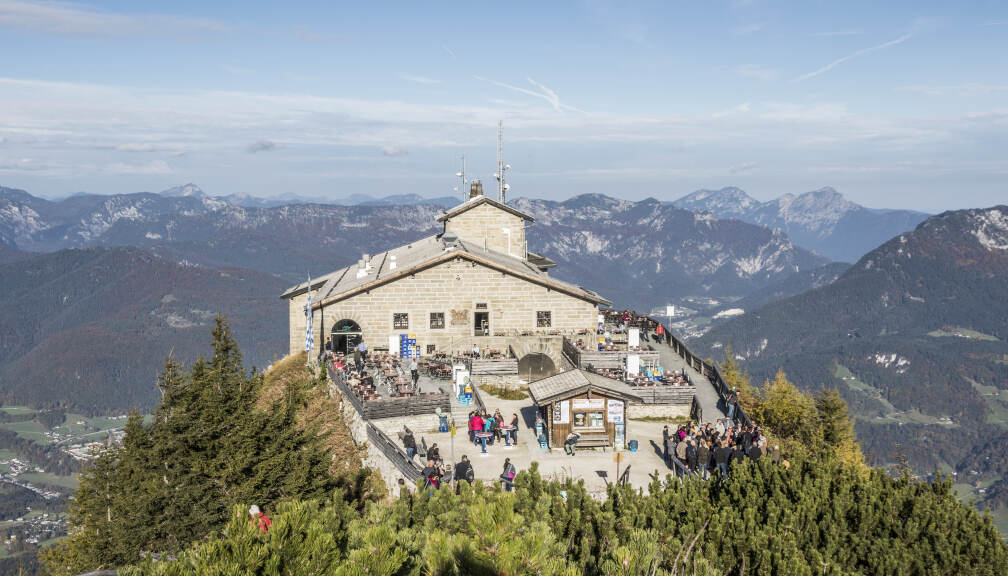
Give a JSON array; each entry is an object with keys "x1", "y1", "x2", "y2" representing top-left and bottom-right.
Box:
[
  {"x1": 0, "y1": 248, "x2": 287, "y2": 414},
  {"x1": 42, "y1": 321, "x2": 1008, "y2": 576},
  {"x1": 696, "y1": 206, "x2": 1008, "y2": 515}
]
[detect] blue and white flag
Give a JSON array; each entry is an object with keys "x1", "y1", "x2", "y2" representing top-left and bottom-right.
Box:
[{"x1": 304, "y1": 274, "x2": 314, "y2": 352}]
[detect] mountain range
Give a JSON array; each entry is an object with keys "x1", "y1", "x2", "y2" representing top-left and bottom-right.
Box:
[
  {"x1": 695, "y1": 206, "x2": 1008, "y2": 512},
  {"x1": 0, "y1": 184, "x2": 836, "y2": 412},
  {"x1": 672, "y1": 186, "x2": 929, "y2": 263}
]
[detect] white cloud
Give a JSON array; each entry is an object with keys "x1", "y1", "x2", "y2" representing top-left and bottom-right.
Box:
[
  {"x1": 115, "y1": 142, "x2": 158, "y2": 152},
  {"x1": 0, "y1": 0, "x2": 228, "y2": 37},
  {"x1": 793, "y1": 34, "x2": 912, "y2": 82},
  {"x1": 895, "y1": 84, "x2": 1008, "y2": 96},
  {"x1": 400, "y1": 74, "x2": 440, "y2": 85},
  {"x1": 475, "y1": 76, "x2": 587, "y2": 114},
  {"x1": 732, "y1": 22, "x2": 765, "y2": 36},
  {"x1": 730, "y1": 161, "x2": 758, "y2": 173},
  {"x1": 104, "y1": 159, "x2": 171, "y2": 175},
  {"x1": 381, "y1": 146, "x2": 407, "y2": 157}
]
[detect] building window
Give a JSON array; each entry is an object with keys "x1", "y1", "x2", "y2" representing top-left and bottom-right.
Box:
[
  {"x1": 430, "y1": 312, "x2": 445, "y2": 329},
  {"x1": 393, "y1": 313, "x2": 409, "y2": 330},
  {"x1": 476, "y1": 302, "x2": 488, "y2": 310},
  {"x1": 537, "y1": 310, "x2": 552, "y2": 328},
  {"x1": 426, "y1": 344, "x2": 437, "y2": 354}
]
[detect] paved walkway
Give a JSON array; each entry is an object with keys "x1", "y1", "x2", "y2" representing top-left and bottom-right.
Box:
[
  {"x1": 376, "y1": 385, "x2": 681, "y2": 493},
  {"x1": 651, "y1": 338, "x2": 724, "y2": 423}
]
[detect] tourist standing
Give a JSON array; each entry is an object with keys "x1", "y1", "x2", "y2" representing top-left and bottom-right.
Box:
[
  {"x1": 409, "y1": 358, "x2": 419, "y2": 388},
  {"x1": 454, "y1": 455, "x2": 474, "y2": 493}
]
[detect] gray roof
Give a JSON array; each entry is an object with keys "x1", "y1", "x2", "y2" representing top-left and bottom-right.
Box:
[
  {"x1": 436, "y1": 195, "x2": 534, "y2": 223},
  {"x1": 528, "y1": 369, "x2": 643, "y2": 405},
  {"x1": 281, "y1": 234, "x2": 611, "y2": 306}
]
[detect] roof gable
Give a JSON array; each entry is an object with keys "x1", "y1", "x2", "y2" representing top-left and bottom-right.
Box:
[
  {"x1": 528, "y1": 370, "x2": 642, "y2": 404},
  {"x1": 436, "y1": 196, "x2": 534, "y2": 223}
]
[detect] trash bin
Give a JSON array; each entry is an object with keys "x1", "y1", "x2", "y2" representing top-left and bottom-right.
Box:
[{"x1": 627, "y1": 439, "x2": 638, "y2": 452}]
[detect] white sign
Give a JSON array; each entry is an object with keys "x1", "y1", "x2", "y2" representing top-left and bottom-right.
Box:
[
  {"x1": 572, "y1": 398, "x2": 605, "y2": 410},
  {"x1": 388, "y1": 335, "x2": 400, "y2": 357},
  {"x1": 626, "y1": 354, "x2": 640, "y2": 378},
  {"x1": 628, "y1": 327, "x2": 639, "y2": 348},
  {"x1": 666, "y1": 305, "x2": 675, "y2": 318},
  {"x1": 598, "y1": 314, "x2": 605, "y2": 324},
  {"x1": 607, "y1": 399, "x2": 624, "y2": 423},
  {"x1": 553, "y1": 400, "x2": 570, "y2": 424}
]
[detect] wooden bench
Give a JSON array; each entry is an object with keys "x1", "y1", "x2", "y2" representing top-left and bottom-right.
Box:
[{"x1": 576, "y1": 432, "x2": 610, "y2": 448}]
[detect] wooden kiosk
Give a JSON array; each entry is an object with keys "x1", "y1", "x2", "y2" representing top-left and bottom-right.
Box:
[{"x1": 528, "y1": 369, "x2": 642, "y2": 450}]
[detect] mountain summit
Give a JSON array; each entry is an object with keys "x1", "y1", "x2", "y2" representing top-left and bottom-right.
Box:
[{"x1": 672, "y1": 186, "x2": 928, "y2": 262}]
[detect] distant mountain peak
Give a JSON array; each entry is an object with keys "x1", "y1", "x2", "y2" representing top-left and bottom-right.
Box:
[
  {"x1": 160, "y1": 183, "x2": 204, "y2": 198},
  {"x1": 673, "y1": 187, "x2": 760, "y2": 218},
  {"x1": 970, "y1": 207, "x2": 1008, "y2": 251}
]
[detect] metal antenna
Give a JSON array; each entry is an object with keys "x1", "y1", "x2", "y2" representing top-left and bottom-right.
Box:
[
  {"x1": 455, "y1": 154, "x2": 467, "y2": 202},
  {"x1": 494, "y1": 120, "x2": 510, "y2": 203}
]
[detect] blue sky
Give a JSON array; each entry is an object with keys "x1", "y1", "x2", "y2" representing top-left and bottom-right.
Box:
[{"x1": 0, "y1": 1, "x2": 1005, "y2": 211}]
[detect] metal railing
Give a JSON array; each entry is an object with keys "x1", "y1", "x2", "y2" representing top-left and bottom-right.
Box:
[{"x1": 366, "y1": 422, "x2": 423, "y2": 482}]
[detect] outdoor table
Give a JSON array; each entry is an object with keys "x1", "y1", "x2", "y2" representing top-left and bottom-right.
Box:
[
  {"x1": 499, "y1": 425, "x2": 518, "y2": 446},
  {"x1": 474, "y1": 431, "x2": 493, "y2": 454}
]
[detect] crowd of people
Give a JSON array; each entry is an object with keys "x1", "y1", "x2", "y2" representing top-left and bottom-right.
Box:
[
  {"x1": 468, "y1": 408, "x2": 520, "y2": 453},
  {"x1": 398, "y1": 454, "x2": 518, "y2": 494},
  {"x1": 662, "y1": 420, "x2": 782, "y2": 480}
]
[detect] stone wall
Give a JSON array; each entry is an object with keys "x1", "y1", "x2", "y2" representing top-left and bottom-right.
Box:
[
  {"x1": 444, "y1": 202, "x2": 527, "y2": 257},
  {"x1": 311, "y1": 258, "x2": 598, "y2": 358},
  {"x1": 627, "y1": 403, "x2": 691, "y2": 420}
]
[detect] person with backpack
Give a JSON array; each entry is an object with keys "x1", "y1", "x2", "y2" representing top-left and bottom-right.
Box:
[
  {"x1": 454, "y1": 455, "x2": 474, "y2": 493},
  {"x1": 500, "y1": 458, "x2": 517, "y2": 492},
  {"x1": 564, "y1": 431, "x2": 580, "y2": 456}
]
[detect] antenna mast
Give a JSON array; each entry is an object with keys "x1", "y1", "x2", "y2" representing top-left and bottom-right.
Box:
[
  {"x1": 495, "y1": 120, "x2": 510, "y2": 203},
  {"x1": 456, "y1": 154, "x2": 467, "y2": 202}
]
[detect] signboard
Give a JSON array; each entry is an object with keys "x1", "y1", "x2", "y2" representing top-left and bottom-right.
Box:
[
  {"x1": 607, "y1": 399, "x2": 624, "y2": 423},
  {"x1": 598, "y1": 314, "x2": 605, "y2": 324},
  {"x1": 626, "y1": 354, "x2": 640, "y2": 379},
  {"x1": 572, "y1": 398, "x2": 605, "y2": 410},
  {"x1": 613, "y1": 422, "x2": 625, "y2": 451},
  {"x1": 666, "y1": 305, "x2": 675, "y2": 318},
  {"x1": 628, "y1": 327, "x2": 639, "y2": 348},
  {"x1": 553, "y1": 400, "x2": 570, "y2": 424}
]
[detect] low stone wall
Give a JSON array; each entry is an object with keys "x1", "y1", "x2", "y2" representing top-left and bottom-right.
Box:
[
  {"x1": 474, "y1": 373, "x2": 524, "y2": 390},
  {"x1": 630, "y1": 385, "x2": 695, "y2": 405},
  {"x1": 628, "y1": 402, "x2": 692, "y2": 420}
]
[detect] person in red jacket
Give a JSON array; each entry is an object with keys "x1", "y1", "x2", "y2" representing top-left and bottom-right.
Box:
[
  {"x1": 469, "y1": 412, "x2": 484, "y2": 445},
  {"x1": 249, "y1": 505, "x2": 272, "y2": 533}
]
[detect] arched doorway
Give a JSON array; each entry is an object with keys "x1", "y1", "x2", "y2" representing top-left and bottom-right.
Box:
[
  {"x1": 331, "y1": 319, "x2": 362, "y2": 355},
  {"x1": 518, "y1": 353, "x2": 557, "y2": 382}
]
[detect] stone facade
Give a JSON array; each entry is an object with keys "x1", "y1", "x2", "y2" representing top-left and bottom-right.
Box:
[
  {"x1": 304, "y1": 258, "x2": 598, "y2": 357},
  {"x1": 443, "y1": 202, "x2": 527, "y2": 257}
]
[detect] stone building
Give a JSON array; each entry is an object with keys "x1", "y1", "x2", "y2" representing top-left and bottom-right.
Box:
[{"x1": 281, "y1": 185, "x2": 610, "y2": 373}]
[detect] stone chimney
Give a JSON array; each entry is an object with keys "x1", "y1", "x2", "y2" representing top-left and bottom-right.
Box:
[{"x1": 469, "y1": 180, "x2": 483, "y2": 199}]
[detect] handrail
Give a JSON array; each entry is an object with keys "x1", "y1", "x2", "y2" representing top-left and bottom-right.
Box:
[
  {"x1": 642, "y1": 314, "x2": 754, "y2": 429},
  {"x1": 366, "y1": 422, "x2": 423, "y2": 482}
]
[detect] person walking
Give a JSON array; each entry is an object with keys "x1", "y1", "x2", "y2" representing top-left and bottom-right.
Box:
[
  {"x1": 726, "y1": 387, "x2": 738, "y2": 421},
  {"x1": 500, "y1": 458, "x2": 517, "y2": 492},
  {"x1": 402, "y1": 427, "x2": 417, "y2": 460},
  {"x1": 410, "y1": 358, "x2": 419, "y2": 388}
]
